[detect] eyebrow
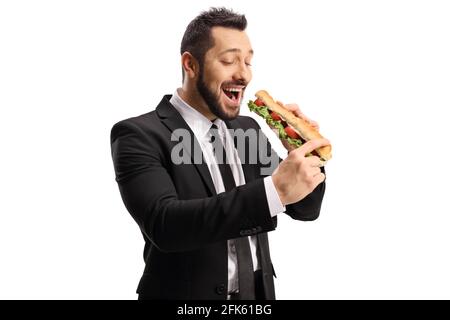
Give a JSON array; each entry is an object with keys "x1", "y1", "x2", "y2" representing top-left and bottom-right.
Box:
[{"x1": 219, "y1": 48, "x2": 254, "y2": 56}]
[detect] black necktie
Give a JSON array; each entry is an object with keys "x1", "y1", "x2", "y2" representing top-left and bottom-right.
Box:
[{"x1": 209, "y1": 124, "x2": 255, "y2": 300}]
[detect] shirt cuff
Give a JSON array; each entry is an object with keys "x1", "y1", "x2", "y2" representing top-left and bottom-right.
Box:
[{"x1": 263, "y1": 176, "x2": 286, "y2": 218}]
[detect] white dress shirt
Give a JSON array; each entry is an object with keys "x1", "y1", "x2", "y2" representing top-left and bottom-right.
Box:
[{"x1": 170, "y1": 89, "x2": 285, "y2": 294}]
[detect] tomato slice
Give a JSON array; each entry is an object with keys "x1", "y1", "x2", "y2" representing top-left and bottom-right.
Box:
[
  {"x1": 270, "y1": 112, "x2": 282, "y2": 121},
  {"x1": 285, "y1": 126, "x2": 300, "y2": 139},
  {"x1": 254, "y1": 98, "x2": 265, "y2": 107}
]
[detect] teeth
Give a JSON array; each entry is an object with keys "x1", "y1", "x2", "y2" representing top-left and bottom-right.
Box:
[{"x1": 223, "y1": 88, "x2": 242, "y2": 92}]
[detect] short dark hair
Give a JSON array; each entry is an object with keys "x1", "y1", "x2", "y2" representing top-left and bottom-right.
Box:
[{"x1": 180, "y1": 7, "x2": 247, "y2": 79}]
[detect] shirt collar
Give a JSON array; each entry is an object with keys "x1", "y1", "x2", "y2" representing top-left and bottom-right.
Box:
[{"x1": 170, "y1": 89, "x2": 225, "y2": 140}]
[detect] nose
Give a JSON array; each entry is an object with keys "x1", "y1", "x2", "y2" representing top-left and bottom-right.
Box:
[{"x1": 233, "y1": 62, "x2": 252, "y2": 84}]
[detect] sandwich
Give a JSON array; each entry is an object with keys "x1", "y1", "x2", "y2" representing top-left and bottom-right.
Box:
[{"x1": 248, "y1": 90, "x2": 332, "y2": 162}]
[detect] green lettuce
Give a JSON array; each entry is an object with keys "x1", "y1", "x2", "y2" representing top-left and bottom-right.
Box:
[
  {"x1": 248, "y1": 100, "x2": 303, "y2": 147},
  {"x1": 287, "y1": 137, "x2": 303, "y2": 148},
  {"x1": 249, "y1": 100, "x2": 286, "y2": 138}
]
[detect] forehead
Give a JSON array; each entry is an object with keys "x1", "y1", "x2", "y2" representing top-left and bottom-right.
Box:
[{"x1": 209, "y1": 26, "x2": 252, "y2": 54}]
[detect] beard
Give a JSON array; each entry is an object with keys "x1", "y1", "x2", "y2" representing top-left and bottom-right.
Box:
[{"x1": 196, "y1": 69, "x2": 244, "y2": 121}]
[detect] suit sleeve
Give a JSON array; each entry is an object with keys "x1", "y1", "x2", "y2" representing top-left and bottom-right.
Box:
[
  {"x1": 110, "y1": 120, "x2": 275, "y2": 253},
  {"x1": 251, "y1": 117, "x2": 326, "y2": 221},
  {"x1": 284, "y1": 167, "x2": 326, "y2": 221}
]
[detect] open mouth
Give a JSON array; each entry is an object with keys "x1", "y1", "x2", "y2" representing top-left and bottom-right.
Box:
[{"x1": 222, "y1": 87, "x2": 244, "y2": 105}]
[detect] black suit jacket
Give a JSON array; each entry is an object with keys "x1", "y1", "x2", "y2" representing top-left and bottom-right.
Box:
[{"x1": 110, "y1": 95, "x2": 325, "y2": 299}]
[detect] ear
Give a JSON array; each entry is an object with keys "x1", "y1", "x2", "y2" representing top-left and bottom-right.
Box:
[{"x1": 181, "y1": 52, "x2": 199, "y2": 79}]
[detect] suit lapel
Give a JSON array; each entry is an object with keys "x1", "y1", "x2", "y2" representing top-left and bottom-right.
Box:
[
  {"x1": 155, "y1": 96, "x2": 256, "y2": 195},
  {"x1": 156, "y1": 96, "x2": 216, "y2": 196}
]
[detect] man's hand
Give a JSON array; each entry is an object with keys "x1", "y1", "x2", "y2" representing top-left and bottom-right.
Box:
[
  {"x1": 276, "y1": 101, "x2": 320, "y2": 152},
  {"x1": 272, "y1": 138, "x2": 330, "y2": 205},
  {"x1": 278, "y1": 101, "x2": 320, "y2": 131}
]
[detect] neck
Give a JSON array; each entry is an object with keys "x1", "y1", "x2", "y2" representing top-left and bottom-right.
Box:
[{"x1": 178, "y1": 85, "x2": 217, "y2": 121}]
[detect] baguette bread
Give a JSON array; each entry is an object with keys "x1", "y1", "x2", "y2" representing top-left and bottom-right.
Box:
[{"x1": 255, "y1": 90, "x2": 332, "y2": 161}]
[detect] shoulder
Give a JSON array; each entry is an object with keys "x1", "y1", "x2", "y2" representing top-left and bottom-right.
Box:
[
  {"x1": 110, "y1": 110, "x2": 158, "y2": 142},
  {"x1": 232, "y1": 115, "x2": 261, "y2": 130}
]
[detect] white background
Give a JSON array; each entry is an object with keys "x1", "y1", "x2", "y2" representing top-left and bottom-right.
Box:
[{"x1": 1, "y1": 0, "x2": 449, "y2": 299}]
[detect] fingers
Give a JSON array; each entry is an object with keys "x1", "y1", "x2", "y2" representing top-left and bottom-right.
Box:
[
  {"x1": 282, "y1": 103, "x2": 320, "y2": 129},
  {"x1": 312, "y1": 172, "x2": 326, "y2": 186},
  {"x1": 309, "y1": 120, "x2": 320, "y2": 131},
  {"x1": 302, "y1": 169, "x2": 325, "y2": 194},
  {"x1": 304, "y1": 155, "x2": 323, "y2": 168},
  {"x1": 283, "y1": 103, "x2": 303, "y2": 118},
  {"x1": 310, "y1": 166, "x2": 321, "y2": 176},
  {"x1": 293, "y1": 138, "x2": 330, "y2": 157},
  {"x1": 296, "y1": 111, "x2": 317, "y2": 129}
]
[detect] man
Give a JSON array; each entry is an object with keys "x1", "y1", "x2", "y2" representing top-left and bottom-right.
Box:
[{"x1": 110, "y1": 7, "x2": 329, "y2": 300}]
